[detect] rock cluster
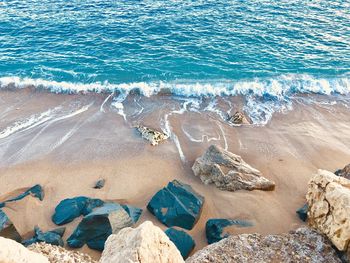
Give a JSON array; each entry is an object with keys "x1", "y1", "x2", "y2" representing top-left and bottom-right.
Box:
[
  {"x1": 147, "y1": 180, "x2": 204, "y2": 230},
  {"x1": 186, "y1": 227, "x2": 341, "y2": 263},
  {"x1": 0, "y1": 236, "x2": 49, "y2": 263},
  {"x1": 307, "y1": 169, "x2": 350, "y2": 254},
  {"x1": 28, "y1": 242, "x2": 97, "y2": 263},
  {"x1": 192, "y1": 145, "x2": 275, "y2": 191},
  {"x1": 136, "y1": 125, "x2": 169, "y2": 146},
  {"x1": 100, "y1": 221, "x2": 184, "y2": 263}
]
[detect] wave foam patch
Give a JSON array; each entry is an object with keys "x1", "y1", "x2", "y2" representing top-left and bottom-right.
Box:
[
  {"x1": 1, "y1": 74, "x2": 349, "y2": 97},
  {"x1": 1, "y1": 74, "x2": 350, "y2": 125}
]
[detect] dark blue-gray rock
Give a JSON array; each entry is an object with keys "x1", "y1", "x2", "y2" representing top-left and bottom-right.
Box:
[
  {"x1": 22, "y1": 226, "x2": 65, "y2": 247},
  {"x1": 52, "y1": 196, "x2": 104, "y2": 225},
  {"x1": 296, "y1": 203, "x2": 308, "y2": 222},
  {"x1": 165, "y1": 228, "x2": 195, "y2": 259},
  {"x1": 0, "y1": 185, "x2": 44, "y2": 208},
  {"x1": 206, "y1": 218, "x2": 253, "y2": 244},
  {"x1": 67, "y1": 202, "x2": 134, "y2": 251},
  {"x1": 94, "y1": 179, "x2": 106, "y2": 189},
  {"x1": 147, "y1": 180, "x2": 204, "y2": 230},
  {"x1": 0, "y1": 208, "x2": 21, "y2": 242}
]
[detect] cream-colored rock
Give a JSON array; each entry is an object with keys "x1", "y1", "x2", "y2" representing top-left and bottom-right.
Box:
[
  {"x1": 192, "y1": 145, "x2": 275, "y2": 191},
  {"x1": 136, "y1": 125, "x2": 168, "y2": 146},
  {"x1": 307, "y1": 169, "x2": 350, "y2": 251},
  {"x1": 227, "y1": 111, "x2": 250, "y2": 125},
  {"x1": 186, "y1": 227, "x2": 340, "y2": 263},
  {"x1": 0, "y1": 236, "x2": 49, "y2": 263},
  {"x1": 28, "y1": 243, "x2": 97, "y2": 263},
  {"x1": 100, "y1": 221, "x2": 184, "y2": 263}
]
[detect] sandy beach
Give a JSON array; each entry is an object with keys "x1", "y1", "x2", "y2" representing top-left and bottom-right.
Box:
[{"x1": 0, "y1": 88, "x2": 350, "y2": 260}]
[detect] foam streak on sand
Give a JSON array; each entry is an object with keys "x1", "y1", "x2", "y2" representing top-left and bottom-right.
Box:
[
  {"x1": 100, "y1": 93, "x2": 114, "y2": 113},
  {"x1": 3, "y1": 103, "x2": 93, "y2": 163},
  {"x1": 0, "y1": 108, "x2": 58, "y2": 139}
]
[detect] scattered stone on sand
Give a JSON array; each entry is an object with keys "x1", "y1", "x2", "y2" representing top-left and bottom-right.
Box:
[
  {"x1": 192, "y1": 145, "x2": 275, "y2": 191},
  {"x1": 335, "y1": 163, "x2": 350, "y2": 179},
  {"x1": 307, "y1": 169, "x2": 350, "y2": 253},
  {"x1": 0, "y1": 236, "x2": 49, "y2": 263},
  {"x1": 121, "y1": 204, "x2": 143, "y2": 223},
  {"x1": 22, "y1": 226, "x2": 65, "y2": 247},
  {"x1": 186, "y1": 227, "x2": 341, "y2": 263},
  {"x1": 205, "y1": 218, "x2": 253, "y2": 244},
  {"x1": 100, "y1": 221, "x2": 184, "y2": 263},
  {"x1": 296, "y1": 203, "x2": 308, "y2": 222},
  {"x1": 93, "y1": 179, "x2": 105, "y2": 189},
  {"x1": 28, "y1": 242, "x2": 97, "y2": 263},
  {"x1": 67, "y1": 202, "x2": 134, "y2": 251},
  {"x1": 227, "y1": 111, "x2": 250, "y2": 125},
  {"x1": 165, "y1": 228, "x2": 195, "y2": 259},
  {"x1": 147, "y1": 180, "x2": 204, "y2": 230},
  {"x1": 52, "y1": 196, "x2": 104, "y2": 225},
  {"x1": 136, "y1": 125, "x2": 169, "y2": 146},
  {"x1": 0, "y1": 184, "x2": 44, "y2": 208}
]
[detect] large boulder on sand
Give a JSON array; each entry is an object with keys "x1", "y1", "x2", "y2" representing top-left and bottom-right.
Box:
[
  {"x1": 307, "y1": 169, "x2": 350, "y2": 253},
  {"x1": 205, "y1": 218, "x2": 253, "y2": 244},
  {"x1": 100, "y1": 221, "x2": 184, "y2": 263},
  {"x1": 147, "y1": 180, "x2": 204, "y2": 230},
  {"x1": 165, "y1": 228, "x2": 195, "y2": 259},
  {"x1": 52, "y1": 196, "x2": 104, "y2": 225},
  {"x1": 0, "y1": 236, "x2": 49, "y2": 263},
  {"x1": 186, "y1": 227, "x2": 340, "y2": 263},
  {"x1": 67, "y1": 202, "x2": 135, "y2": 251},
  {"x1": 192, "y1": 145, "x2": 275, "y2": 191}
]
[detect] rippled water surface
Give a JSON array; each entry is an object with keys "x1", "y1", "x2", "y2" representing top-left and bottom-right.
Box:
[{"x1": 1, "y1": 0, "x2": 349, "y2": 85}]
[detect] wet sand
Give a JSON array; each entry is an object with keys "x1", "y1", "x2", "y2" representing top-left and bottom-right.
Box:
[{"x1": 0, "y1": 88, "x2": 350, "y2": 259}]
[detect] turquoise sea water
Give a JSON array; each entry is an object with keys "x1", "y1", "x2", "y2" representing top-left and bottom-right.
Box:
[{"x1": 0, "y1": 1, "x2": 349, "y2": 102}]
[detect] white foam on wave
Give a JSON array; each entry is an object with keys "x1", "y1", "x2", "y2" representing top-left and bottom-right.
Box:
[
  {"x1": 1, "y1": 74, "x2": 349, "y2": 125},
  {"x1": 1, "y1": 74, "x2": 349, "y2": 97}
]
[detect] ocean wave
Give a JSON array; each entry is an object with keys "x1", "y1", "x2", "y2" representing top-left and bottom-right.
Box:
[
  {"x1": 0, "y1": 75, "x2": 349, "y2": 98},
  {"x1": 1, "y1": 75, "x2": 349, "y2": 125}
]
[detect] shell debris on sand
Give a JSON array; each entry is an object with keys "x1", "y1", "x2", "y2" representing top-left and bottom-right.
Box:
[{"x1": 136, "y1": 125, "x2": 169, "y2": 146}]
